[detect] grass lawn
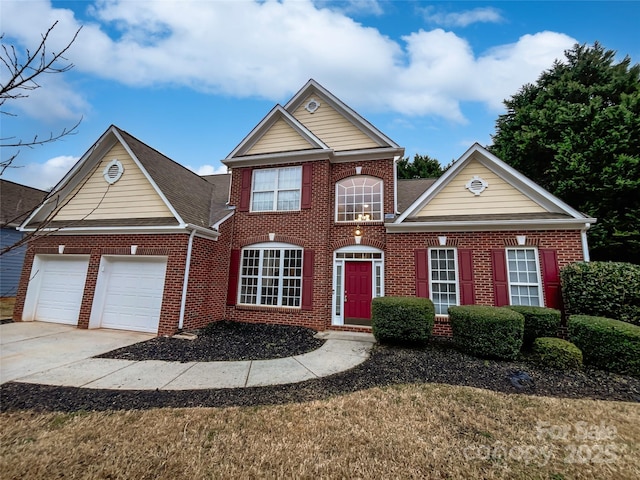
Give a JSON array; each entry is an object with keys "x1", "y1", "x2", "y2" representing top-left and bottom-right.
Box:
[
  {"x1": 0, "y1": 297, "x2": 15, "y2": 318},
  {"x1": 1, "y1": 384, "x2": 638, "y2": 479}
]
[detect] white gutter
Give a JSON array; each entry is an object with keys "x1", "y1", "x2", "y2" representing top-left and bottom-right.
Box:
[
  {"x1": 178, "y1": 228, "x2": 197, "y2": 330},
  {"x1": 393, "y1": 156, "x2": 399, "y2": 214},
  {"x1": 385, "y1": 218, "x2": 597, "y2": 233},
  {"x1": 581, "y1": 224, "x2": 591, "y2": 262}
]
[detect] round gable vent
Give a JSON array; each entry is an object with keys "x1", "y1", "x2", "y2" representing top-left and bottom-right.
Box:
[
  {"x1": 305, "y1": 98, "x2": 320, "y2": 113},
  {"x1": 465, "y1": 175, "x2": 488, "y2": 195},
  {"x1": 103, "y1": 159, "x2": 124, "y2": 184}
]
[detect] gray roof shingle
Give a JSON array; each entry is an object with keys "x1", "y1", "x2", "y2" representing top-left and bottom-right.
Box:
[
  {"x1": 116, "y1": 128, "x2": 231, "y2": 227},
  {"x1": 0, "y1": 179, "x2": 47, "y2": 227}
]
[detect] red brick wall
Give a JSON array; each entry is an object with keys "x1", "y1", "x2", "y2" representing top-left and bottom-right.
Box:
[
  {"x1": 13, "y1": 232, "x2": 226, "y2": 336},
  {"x1": 226, "y1": 158, "x2": 395, "y2": 331},
  {"x1": 386, "y1": 230, "x2": 585, "y2": 336},
  {"x1": 183, "y1": 219, "x2": 233, "y2": 330}
]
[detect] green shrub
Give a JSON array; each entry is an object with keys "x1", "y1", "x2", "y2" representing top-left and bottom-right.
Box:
[
  {"x1": 561, "y1": 261, "x2": 640, "y2": 326},
  {"x1": 507, "y1": 305, "x2": 561, "y2": 349},
  {"x1": 449, "y1": 305, "x2": 524, "y2": 360},
  {"x1": 371, "y1": 296, "x2": 434, "y2": 345},
  {"x1": 568, "y1": 315, "x2": 640, "y2": 376},
  {"x1": 531, "y1": 337, "x2": 583, "y2": 370}
]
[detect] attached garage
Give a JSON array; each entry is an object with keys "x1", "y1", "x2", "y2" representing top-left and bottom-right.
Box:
[
  {"x1": 89, "y1": 256, "x2": 168, "y2": 333},
  {"x1": 22, "y1": 255, "x2": 90, "y2": 325}
]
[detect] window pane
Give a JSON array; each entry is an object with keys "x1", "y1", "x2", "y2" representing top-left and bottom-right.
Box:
[
  {"x1": 506, "y1": 248, "x2": 541, "y2": 307},
  {"x1": 252, "y1": 167, "x2": 301, "y2": 212},
  {"x1": 429, "y1": 249, "x2": 457, "y2": 315},
  {"x1": 336, "y1": 176, "x2": 383, "y2": 222}
]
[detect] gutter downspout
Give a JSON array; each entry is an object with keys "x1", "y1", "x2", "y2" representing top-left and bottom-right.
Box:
[
  {"x1": 179, "y1": 228, "x2": 197, "y2": 330},
  {"x1": 393, "y1": 156, "x2": 400, "y2": 214},
  {"x1": 581, "y1": 224, "x2": 591, "y2": 262}
]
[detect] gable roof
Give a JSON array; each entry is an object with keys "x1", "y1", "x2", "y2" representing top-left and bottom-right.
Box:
[
  {"x1": 0, "y1": 179, "x2": 47, "y2": 228},
  {"x1": 224, "y1": 79, "x2": 404, "y2": 167},
  {"x1": 21, "y1": 126, "x2": 231, "y2": 234},
  {"x1": 224, "y1": 105, "x2": 331, "y2": 167},
  {"x1": 390, "y1": 143, "x2": 596, "y2": 231}
]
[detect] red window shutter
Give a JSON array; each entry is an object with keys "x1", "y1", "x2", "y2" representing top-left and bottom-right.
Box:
[
  {"x1": 238, "y1": 168, "x2": 252, "y2": 211},
  {"x1": 302, "y1": 249, "x2": 314, "y2": 310},
  {"x1": 540, "y1": 248, "x2": 562, "y2": 309},
  {"x1": 458, "y1": 249, "x2": 475, "y2": 305},
  {"x1": 491, "y1": 249, "x2": 510, "y2": 306},
  {"x1": 301, "y1": 164, "x2": 313, "y2": 209},
  {"x1": 227, "y1": 249, "x2": 241, "y2": 306},
  {"x1": 415, "y1": 249, "x2": 429, "y2": 298}
]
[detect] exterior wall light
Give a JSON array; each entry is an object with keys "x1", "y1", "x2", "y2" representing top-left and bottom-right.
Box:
[{"x1": 354, "y1": 226, "x2": 363, "y2": 244}]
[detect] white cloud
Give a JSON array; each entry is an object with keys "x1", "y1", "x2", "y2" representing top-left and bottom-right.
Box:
[
  {"x1": 315, "y1": 0, "x2": 384, "y2": 16},
  {"x1": 188, "y1": 164, "x2": 229, "y2": 176},
  {"x1": 421, "y1": 6, "x2": 504, "y2": 27},
  {"x1": 6, "y1": 155, "x2": 80, "y2": 191},
  {"x1": 0, "y1": 0, "x2": 575, "y2": 123}
]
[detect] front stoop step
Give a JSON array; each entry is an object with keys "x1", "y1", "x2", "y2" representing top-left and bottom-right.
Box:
[{"x1": 314, "y1": 331, "x2": 376, "y2": 343}]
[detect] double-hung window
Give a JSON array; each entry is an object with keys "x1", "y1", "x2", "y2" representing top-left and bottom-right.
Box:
[
  {"x1": 251, "y1": 167, "x2": 301, "y2": 212},
  {"x1": 506, "y1": 248, "x2": 542, "y2": 306},
  {"x1": 336, "y1": 176, "x2": 383, "y2": 222},
  {"x1": 238, "y1": 244, "x2": 303, "y2": 307},
  {"x1": 429, "y1": 248, "x2": 459, "y2": 315}
]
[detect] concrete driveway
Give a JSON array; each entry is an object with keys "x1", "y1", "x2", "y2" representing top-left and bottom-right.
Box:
[{"x1": 0, "y1": 322, "x2": 154, "y2": 384}]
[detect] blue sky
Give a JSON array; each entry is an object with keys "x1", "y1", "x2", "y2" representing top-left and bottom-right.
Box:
[{"x1": 2, "y1": 0, "x2": 638, "y2": 190}]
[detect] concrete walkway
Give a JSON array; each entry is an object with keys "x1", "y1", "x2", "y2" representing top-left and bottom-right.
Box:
[{"x1": 1, "y1": 322, "x2": 375, "y2": 390}]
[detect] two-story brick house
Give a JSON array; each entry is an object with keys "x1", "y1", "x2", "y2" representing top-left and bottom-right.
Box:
[{"x1": 13, "y1": 80, "x2": 595, "y2": 336}]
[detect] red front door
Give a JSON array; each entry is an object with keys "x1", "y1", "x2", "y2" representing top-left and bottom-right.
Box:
[{"x1": 344, "y1": 261, "x2": 372, "y2": 324}]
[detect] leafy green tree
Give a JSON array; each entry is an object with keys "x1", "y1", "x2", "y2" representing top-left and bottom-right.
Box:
[
  {"x1": 490, "y1": 42, "x2": 640, "y2": 264},
  {"x1": 397, "y1": 154, "x2": 445, "y2": 179}
]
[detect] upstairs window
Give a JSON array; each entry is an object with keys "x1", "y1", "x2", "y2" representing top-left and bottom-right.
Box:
[
  {"x1": 251, "y1": 167, "x2": 301, "y2": 212},
  {"x1": 506, "y1": 248, "x2": 542, "y2": 306},
  {"x1": 336, "y1": 176, "x2": 383, "y2": 222}
]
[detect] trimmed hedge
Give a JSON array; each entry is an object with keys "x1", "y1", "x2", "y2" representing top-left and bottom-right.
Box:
[
  {"x1": 371, "y1": 296, "x2": 434, "y2": 345},
  {"x1": 506, "y1": 305, "x2": 561, "y2": 349},
  {"x1": 568, "y1": 315, "x2": 640, "y2": 377},
  {"x1": 449, "y1": 305, "x2": 524, "y2": 360},
  {"x1": 531, "y1": 337, "x2": 583, "y2": 370},
  {"x1": 561, "y1": 261, "x2": 640, "y2": 326}
]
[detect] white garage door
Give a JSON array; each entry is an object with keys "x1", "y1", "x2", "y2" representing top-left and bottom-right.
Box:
[
  {"x1": 26, "y1": 255, "x2": 90, "y2": 325},
  {"x1": 94, "y1": 256, "x2": 168, "y2": 333}
]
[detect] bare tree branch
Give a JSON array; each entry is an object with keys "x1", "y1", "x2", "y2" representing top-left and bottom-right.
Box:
[{"x1": 0, "y1": 21, "x2": 83, "y2": 173}]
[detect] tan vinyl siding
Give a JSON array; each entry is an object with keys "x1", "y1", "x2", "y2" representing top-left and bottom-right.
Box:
[
  {"x1": 293, "y1": 95, "x2": 380, "y2": 151},
  {"x1": 417, "y1": 158, "x2": 547, "y2": 217},
  {"x1": 53, "y1": 144, "x2": 174, "y2": 221},
  {"x1": 246, "y1": 118, "x2": 315, "y2": 155}
]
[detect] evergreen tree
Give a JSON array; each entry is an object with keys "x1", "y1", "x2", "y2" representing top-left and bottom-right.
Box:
[{"x1": 490, "y1": 42, "x2": 640, "y2": 263}]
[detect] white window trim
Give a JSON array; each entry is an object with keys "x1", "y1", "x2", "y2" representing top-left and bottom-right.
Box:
[
  {"x1": 506, "y1": 247, "x2": 544, "y2": 307},
  {"x1": 331, "y1": 245, "x2": 384, "y2": 326},
  {"x1": 334, "y1": 175, "x2": 384, "y2": 223},
  {"x1": 250, "y1": 166, "x2": 302, "y2": 212},
  {"x1": 237, "y1": 242, "x2": 303, "y2": 308},
  {"x1": 428, "y1": 247, "x2": 460, "y2": 316}
]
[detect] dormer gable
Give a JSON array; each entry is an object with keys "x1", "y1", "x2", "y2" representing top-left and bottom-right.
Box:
[{"x1": 223, "y1": 79, "x2": 404, "y2": 167}]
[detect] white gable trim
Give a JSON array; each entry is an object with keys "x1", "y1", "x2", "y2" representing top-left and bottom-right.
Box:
[
  {"x1": 225, "y1": 105, "x2": 329, "y2": 161},
  {"x1": 20, "y1": 126, "x2": 185, "y2": 230},
  {"x1": 395, "y1": 143, "x2": 591, "y2": 224},
  {"x1": 111, "y1": 128, "x2": 185, "y2": 225},
  {"x1": 285, "y1": 79, "x2": 401, "y2": 149}
]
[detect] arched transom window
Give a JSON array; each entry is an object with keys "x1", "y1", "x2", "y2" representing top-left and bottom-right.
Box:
[{"x1": 336, "y1": 176, "x2": 383, "y2": 222}]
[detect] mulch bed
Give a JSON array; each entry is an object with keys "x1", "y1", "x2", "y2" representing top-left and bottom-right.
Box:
[
  {"x1": 1, "y1": 324, "x2": 638, "y2": 412},
  {"x1": 95, "y1": 321, "x2": 326, "y2": 362}
]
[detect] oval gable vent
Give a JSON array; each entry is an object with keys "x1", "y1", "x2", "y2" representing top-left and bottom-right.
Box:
[
  {"x1": 103, "y1": 159, "x2": 124, "y2": 184},
  {"x1": 465, "y1": 175, "x2": 488, "y2": 195}
]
